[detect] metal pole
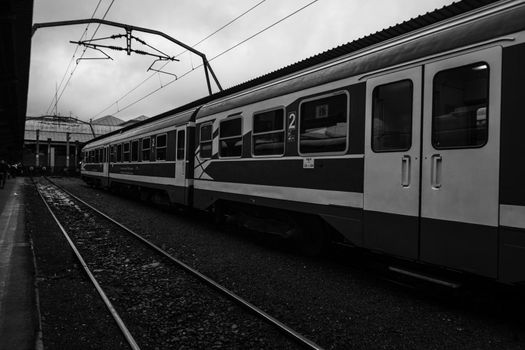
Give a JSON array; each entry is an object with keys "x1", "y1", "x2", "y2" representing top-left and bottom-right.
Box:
[
  {"x1": 66, "y1": 132, "x2": 70, "y2": 169},
  {"x1": 47, "y1": 138, "x2": 52, "y2": 172},
  {"x1": 35, "y1": 129, "x2": 40, "y2": 167},
  {"x1": 74, "y1": 141, "x2": 79, "y2": 172}
]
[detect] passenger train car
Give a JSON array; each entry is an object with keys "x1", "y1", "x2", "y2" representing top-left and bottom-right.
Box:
[{"x1": 82, "y1": 0, "x2": 525, "y2": 284}]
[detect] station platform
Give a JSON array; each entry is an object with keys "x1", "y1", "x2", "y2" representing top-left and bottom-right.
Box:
[{"x1": 0, "y1": 177, "x2": 41, "y2": 350}]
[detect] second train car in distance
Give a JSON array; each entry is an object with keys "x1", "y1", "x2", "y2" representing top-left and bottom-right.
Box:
[{"x1": 81, "y1": 0, "x2": 525, "y2": 284}]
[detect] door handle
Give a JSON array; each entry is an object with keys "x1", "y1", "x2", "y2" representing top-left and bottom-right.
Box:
[
  {"x1": 431, "y1": 154, "x2": 442, "y2": 189},
  {"x1": 401, "y1": 155, "x2": 410, "y2": 187}
]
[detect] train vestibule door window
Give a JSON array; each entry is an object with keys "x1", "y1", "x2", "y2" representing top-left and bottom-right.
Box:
[
  {"x1": 364, "y1": 66, "x2": 422, "y2": 259},
  {"x1": 420, "y1": 47, "x2": 501, "y2": 278},
  {"x1": 176, "y1": 128, "x2": 186, "y2": 180},
  {"x1": 103, "y1": 146, "x2": 109, "y2": 176}
]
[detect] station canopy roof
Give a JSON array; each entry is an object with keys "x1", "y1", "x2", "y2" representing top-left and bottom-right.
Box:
[{"x1": 24, "y1": 115, "x2": 124, "y2": 143}]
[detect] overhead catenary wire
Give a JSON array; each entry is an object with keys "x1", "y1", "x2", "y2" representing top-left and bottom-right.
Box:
[
  {"x1": 47, "y1": 0, "x2": 116, "y2": 116},
  {"x1": 109, "y1": 0, "x2": 320, "y2": 116},
  {"x1": 92, "y1": 0, "x2": 267, "y2": 119},
  {"x1": 45, "y1": 0, "x2": 104, "y2": 115}
]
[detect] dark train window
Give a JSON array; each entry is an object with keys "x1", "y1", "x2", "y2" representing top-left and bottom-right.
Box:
[
  {"x1": 253, "y1": 109, "x2": 284, "y2": 156},
  {"x1": 116, "y1": 144, "x2": 122, "y2": 162},
  {"x1": 123, "y1": 142, "x2": 130, "y2": 162},
  {"x1": 372, "y1": 80, "x2": 413, "y2": 152},
  {"x1": 299, "y1": 92, "x2": 348, "y2": 154},
  {"x1": 110, "y1": 146, "x2": 115, "y2": 162},
  {"x1": 156, "y1": 134, "x2": 167, "y2": 161},
  {"x1": 200, "y1": 122, "x2": 213, "y2": 159},
  {"x1": 432, "y1": 62, "x2": 489, "y2": 149},
  {"x1": 219, "y1": 116, "x2": 242, "y2": 158},
  {"x1": 117, "y1": 144, "x2": 122, "y2": 162},
  {"x1": 142, "y1": 138, "x2": 151, "y2": 161},
  {"x1": 131, "y1": 140, "x2": 139, "y2": 162},
  {"x1": 177, "y1": 130, "x2": 185, "y2": 160}
]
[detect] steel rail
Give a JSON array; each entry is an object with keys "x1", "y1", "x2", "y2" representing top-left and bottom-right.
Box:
[
  {"x1": 46, "y1": 178, "x2": 324, "y2": 350},
  {"x1": 35, "y1": 181, "x2": 141, "y2": 350}
]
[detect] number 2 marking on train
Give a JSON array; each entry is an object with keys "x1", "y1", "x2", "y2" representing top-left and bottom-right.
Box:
[{"x1": 288, "y1": 113, "x2": 296, "y2": 130}]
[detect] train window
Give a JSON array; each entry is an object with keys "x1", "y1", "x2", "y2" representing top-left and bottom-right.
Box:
[
  {"x1": 131, "y1": 140, "x2": 139, "y2": 162},
  {"x1": 199, "y1": 122, "x2": 213, "y2": 159},
  {"x1": 103, "y1": 148, "x2": 107, "y2": 162},
  {"x1": 123, "y1": 142, "x2": 130, "y2": 162},
  {"x1": 372, "y1": 80, "x2": 413, "y2": 152},
  {"x1": 156, "y1": 134, "x2": 167, "y2": 161},
  {"x1": 95, "y1": 149, "x2": 100, "y2": 163},
  {"x1": 110, "y1": 146, "x2": 115, "y2": 162},
  {"x1": 299, "y1": 92, "x2": 348, "y2": 154},
  {"x1": 177, "y1": 130, "x2": 185, "y2": 160},
  {"x1": 252, "y1": 109, "x2": 285, "y2": 156},
  {"x1": 432, "y1": 62, "x2": 489, "y2": 149},
  {"x1": 116, "y1": 144, "x2": 122, "y2": 162},
  {"x1": 142, "y1": 138, "x2": 151, "y2": 161},
  {"x1": 219, "y1": 116, "x2": 243, "y2": 158}
]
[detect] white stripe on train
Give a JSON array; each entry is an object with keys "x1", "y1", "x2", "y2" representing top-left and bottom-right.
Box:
[{"x1": 194, "y1": 179, "x2": 363, "y2": 208}]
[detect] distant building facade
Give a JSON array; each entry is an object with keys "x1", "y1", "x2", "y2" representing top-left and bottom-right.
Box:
[{"x1": 23, "y1": 115, "x2": 136, "y2": 174}]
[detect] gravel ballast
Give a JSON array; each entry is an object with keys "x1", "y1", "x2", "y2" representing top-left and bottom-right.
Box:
[
  {"x1": 25, "y1": 179, "x2": 128, "y2": 350},
  {"x1": 37, "y1": 179, "x2": 301, "y2": 349},
  {"x1": 39, "y1": 177, "x2": 525, "y2": 349}
]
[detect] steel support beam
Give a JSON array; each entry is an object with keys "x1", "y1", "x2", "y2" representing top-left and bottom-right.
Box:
[{"x1": 32, "y1": 18, "x2": 223, "y2": 95}]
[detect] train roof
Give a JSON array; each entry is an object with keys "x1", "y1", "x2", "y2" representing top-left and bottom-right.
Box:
[
  {"x1": 84, "y1": 108, "x2": 196, "y2": 149},
  {"x1": 84, "y1": 0, "x2": 507, "y2": 146}
]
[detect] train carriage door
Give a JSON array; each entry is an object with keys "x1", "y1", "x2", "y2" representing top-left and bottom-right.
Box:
[
  {"x1": 103, "y1": 146, "x2": 109, "y2": 177},
  {"x1": 420, "y1": 47, "x2": 501, "y2": 278},
  {"x1": 364, "y1": 67, "x2": 422, "y2": 259},
  {"x1": 175, "y1": 127, "x2": 186, "y2": 186}
]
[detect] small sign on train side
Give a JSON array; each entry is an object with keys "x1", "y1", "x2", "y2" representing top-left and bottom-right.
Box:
[{"x1": 303, "y1": 157, "x2": 315, "y2": 169}]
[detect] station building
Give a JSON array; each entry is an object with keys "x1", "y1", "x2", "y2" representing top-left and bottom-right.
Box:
[{"x1": 22, "y1": 115, "x2": 146, "y2": 174}]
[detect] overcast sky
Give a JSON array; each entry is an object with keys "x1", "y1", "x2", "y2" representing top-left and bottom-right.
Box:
[{"x1": 28, "y1": 0, "x2": 455, "y2": 122}]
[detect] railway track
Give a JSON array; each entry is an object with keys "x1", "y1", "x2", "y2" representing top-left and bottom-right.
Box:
[{"x1": 35, "y1": 177, "x2": 322, "y2": 349}]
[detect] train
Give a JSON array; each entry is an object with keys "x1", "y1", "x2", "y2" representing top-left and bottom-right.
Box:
[{"x1": 81, "y1": 0, "x2": 525, "y2": 284}]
